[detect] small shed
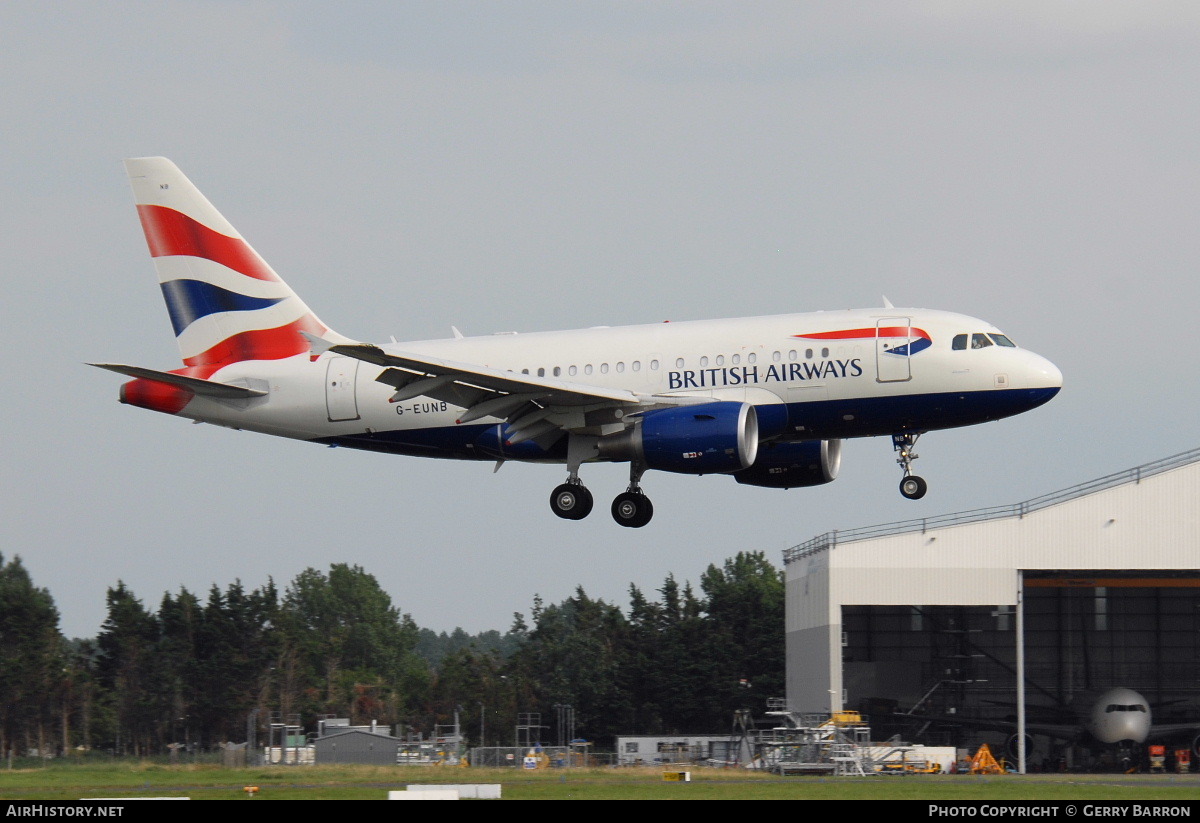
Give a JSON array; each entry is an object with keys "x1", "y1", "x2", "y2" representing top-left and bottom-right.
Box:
[{"x1": 313, "y1": 728, "x2": 405, "y2": 765}]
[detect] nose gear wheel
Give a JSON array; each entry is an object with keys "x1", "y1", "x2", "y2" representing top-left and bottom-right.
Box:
[{"x1": 892, "y1": 432, "x2": 928, "y2": 500}]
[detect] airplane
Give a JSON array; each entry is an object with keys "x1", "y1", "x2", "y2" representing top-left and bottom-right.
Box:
[
  {"x1": 1039, "y1": 687, "x2": 1200, "y2": 759},
  {"x1": 93, "y1": 157, "x2": 1062, "y2": 527},
  {"x1": 919, "y1": 687, "x2": 1200, "y2": 767}
]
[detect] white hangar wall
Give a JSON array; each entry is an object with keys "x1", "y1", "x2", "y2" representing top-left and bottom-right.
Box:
[{"x1": 783, "y1": 448, "x2": 1200, "y2": 713}]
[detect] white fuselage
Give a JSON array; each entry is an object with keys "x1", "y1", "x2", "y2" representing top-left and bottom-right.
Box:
[
  {"x1": 1086, "y1": 687, "x2": 1153, "y2": 746},
  {"x1": 170, "y1": 306, "x2": 1060, "y2": 462}
]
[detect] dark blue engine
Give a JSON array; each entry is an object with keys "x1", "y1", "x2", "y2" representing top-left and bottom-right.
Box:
[
  {"x1": 733, "y1": 439, "x2": 842, "y2": 489},
  {"x1": 598, "y1": 401, "x2": 759, "y2": 475}
]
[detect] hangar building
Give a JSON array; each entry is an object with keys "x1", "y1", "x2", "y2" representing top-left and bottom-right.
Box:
[{"x1": 784, "y1": 447, "x2": 1200, "y2": 756}]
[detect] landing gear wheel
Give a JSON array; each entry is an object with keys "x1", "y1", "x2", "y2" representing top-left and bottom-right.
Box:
[
  {"x1": 611, "y1": 491, "x2": 654, "y2": 528},
  {"x1": 899, "y1": 475, "x2": 928, "y2": 500},
  {"x1": 550, "y1": 483, "x2": 593, "y2": 520}
]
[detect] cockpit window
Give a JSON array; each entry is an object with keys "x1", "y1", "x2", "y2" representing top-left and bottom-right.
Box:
[
  {"x1": 954, "y1": 332, "x2": 1017, "y2": 351},
  {"x1": 1105, "y1": 704, "x2": 1147, "y2": 713}
]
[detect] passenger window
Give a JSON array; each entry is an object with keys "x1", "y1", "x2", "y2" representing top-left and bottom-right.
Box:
[
  {"x1": 748, "y1": 353, "x2": 757, "y2": 364},
  {"x1": 821, "y1": 347, "x2": 829, "y2": 358},
  {"x1": 772, "y1": 351, "x2": 781, "y2": 362},
  {"x1": 600, "y1": 363, "x2": 609, "y2": 374},
  {"x1": 553, "y1": 366, "x2": 562, "y2": 377},
  {"x1": 650, "y1": 360, "x2": 659, "y2": 370},
  {"x1": 585, "y1": 364, "x2": 593, "y2": 375},
  {"x1": 952, "y1": 334, "x2": 968, "y2": 350},
  {"x1": 806, "y1": 349, "x2": 813, "y2": 359},
  {"x1": 971, "y1": 333, "x2": 993, "y2": 349},
  {"x1": 537, "y1": 368, "x2": 545, "y2": 377},
  {"x1": 732, "y1": 354, "x2": 741, "y2": 365},
  {"x1": 700, "y1": 356, "x2": 709, "y2": 367},
  {"x1": 632, "y1": 361, "x2": 641, "y2": 372},
  {"x1": 715, "y1": 355, "x2": 724, "y2": 366},
  {"x1": 788, "y1": 349, "x2": 797, "y2": 361},
  {"x1": 568, "y1": 365, "x2": 577, "y2": 376},
  {"x1": 616, "y1": 362, "x2": 625, "y2": 373}
]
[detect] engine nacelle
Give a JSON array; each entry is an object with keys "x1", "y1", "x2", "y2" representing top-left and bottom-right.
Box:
[
  {"x1": 1007, "y1": 732, "x2": 1035, "y2": 762},
  {"x1": 598, "y1": 402, "x2": 758, "y2": 475},
  {"x1": 733, "y1": 439, "x2": 842, "y2": 489}
]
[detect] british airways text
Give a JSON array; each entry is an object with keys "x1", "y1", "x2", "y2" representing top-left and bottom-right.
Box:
[{"x1": 667, "y1": 359, "x2": 863, "y2": 390}]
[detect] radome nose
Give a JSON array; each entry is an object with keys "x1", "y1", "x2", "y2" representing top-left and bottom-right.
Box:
[
  {"x1": 1013, "y1": 351, "x2": 1061, "y2": 409},
  {"x1": 1031, "y1": 355, "x2": 1062, "y2": 391}
]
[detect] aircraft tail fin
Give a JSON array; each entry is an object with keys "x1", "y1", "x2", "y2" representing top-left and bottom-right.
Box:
[{"x1": 124, "y1": 157, "x2": 352, "y2": 370}]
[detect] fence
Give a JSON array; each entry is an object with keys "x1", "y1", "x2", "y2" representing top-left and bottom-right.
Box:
[{"x1": 468, "y1": 746, "x2": 613, "y2": 768}]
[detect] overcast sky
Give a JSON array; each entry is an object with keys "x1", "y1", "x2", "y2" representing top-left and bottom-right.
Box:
[{"x1": 3, "y1": 2, "x2": 1199, "y2": 639}]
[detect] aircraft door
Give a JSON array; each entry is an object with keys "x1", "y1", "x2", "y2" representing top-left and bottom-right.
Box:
[
  {"x1": 875, "y1": 316, "x2": 913, "y2": 383},
  {"x1": 325, "y1": 356, "x2": 361, "y2": 421}
]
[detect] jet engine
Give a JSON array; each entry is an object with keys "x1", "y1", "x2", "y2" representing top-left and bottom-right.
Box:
[
  {"x1": 733, "y1": 439, "x2": 842, "y2": 489},
  {"x1": 598, "y1": 401, "x2": 758, "y2": 474},
  {"x1": 1006, "y1": 733, "x2": 1036, "y2": 762}
]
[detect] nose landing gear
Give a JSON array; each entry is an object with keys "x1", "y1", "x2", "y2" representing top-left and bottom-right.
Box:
[{"x1": 893, "y1": 431, "x2": 928, "y2": 500}]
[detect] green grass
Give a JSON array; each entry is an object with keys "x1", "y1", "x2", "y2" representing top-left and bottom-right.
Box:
[{"x1": 0, "y1": 763, "x2": 1197, "y2": 800}]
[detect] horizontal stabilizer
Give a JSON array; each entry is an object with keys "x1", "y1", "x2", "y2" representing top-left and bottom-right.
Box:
[
  {"x1": 89, "y1": 363, "x2": 268, "y2": 399},
  {"x1": 299, "y1": 330, "x2": 338, "y2": 357}
]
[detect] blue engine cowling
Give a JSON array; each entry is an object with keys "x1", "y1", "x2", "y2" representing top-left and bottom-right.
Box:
[
  {"x1": 600, "y1": 401, "x2": 759, "y2": 475},
  {"x1": 733, "y1": 439, "x2": 842, "y2": 488}
]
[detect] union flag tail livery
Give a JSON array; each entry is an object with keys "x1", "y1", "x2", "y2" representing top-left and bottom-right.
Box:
[
  {"x1": 95, "y1": 158, "x2": 1062, "y2": 527},
  {"x1": 95, "y1": 158, "x2": 351, "y2": 415},
  {"x1": 125, "y1": 157, "x2": 350, "y2": 369}
]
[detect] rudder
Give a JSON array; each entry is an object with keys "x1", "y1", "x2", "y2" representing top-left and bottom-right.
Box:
[{"x1": 125, "y1": 157, "x2": 350, "y2": 370}]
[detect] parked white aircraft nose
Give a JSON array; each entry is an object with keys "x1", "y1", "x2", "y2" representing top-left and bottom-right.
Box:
[{"x1": 1089, "y1": 688, "x2": 1152, "y2": 745}]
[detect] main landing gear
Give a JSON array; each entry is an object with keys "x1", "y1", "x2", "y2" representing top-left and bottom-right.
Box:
[
  {"x1": 611, "y1": 463, "x2": 653, "y2": 528},
  {"x1": 549, "y1": 463, "x2": 654, "y2": 527},
  {"x1": 549, "y1": 481, "x2": 593, "y2": 520},
  {"x1": 893, "y1": 431, "x2": 928, "y2": 500}
]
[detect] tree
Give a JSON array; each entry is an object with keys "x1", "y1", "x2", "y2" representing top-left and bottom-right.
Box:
[
  {"x1": 699, "y1": 551, "x2": 786, "y2": 713},
  {"x1": 95, "y1": 582, "x2": 159, "y2": 754},
  {"x1": 0, "y1": 555, "x2": 65, "y2": 757},
  {"x1": 279, "y1": 564, "x2": 426, "y2": 722},
  {"x1": 509, "y1": 587, "x2": 633, "y2": 745}
]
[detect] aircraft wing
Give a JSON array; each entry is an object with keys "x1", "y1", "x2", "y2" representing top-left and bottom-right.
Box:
[
  {"x1": 315, "y1": 338, "x2": 699, "y2": 444},
  {"x1": 902, "y1": 713, "x2": 1080, "y2": 743},
  {"x1": 1148, "y1": 723, "x2": 1200, "y2": 737}
]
